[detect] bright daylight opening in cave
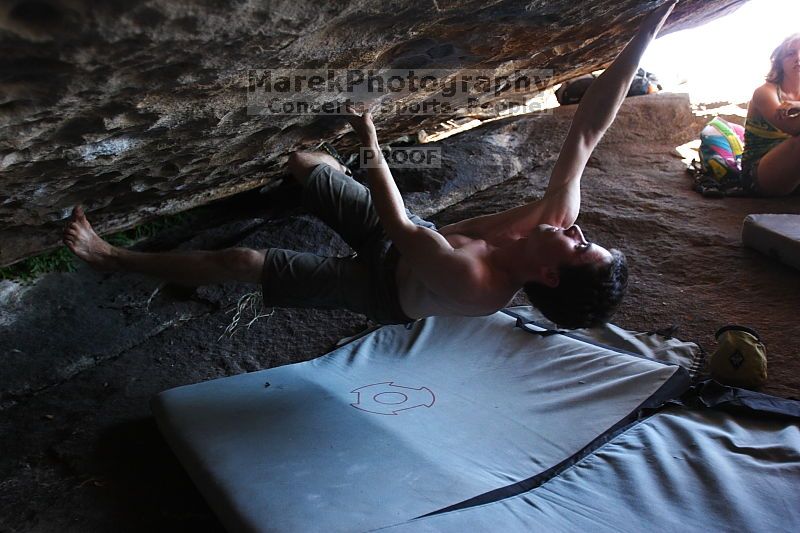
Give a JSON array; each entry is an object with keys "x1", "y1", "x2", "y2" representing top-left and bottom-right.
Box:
[
  {"x1": 641, "y1": 0, "x2": 800, "y2": 106},
  {"x1": 648, "y1": 0, "x2": 800, "y2": 164},
  {"x1": 427, "y1": 0, "x2": 800, "y2": 143}
]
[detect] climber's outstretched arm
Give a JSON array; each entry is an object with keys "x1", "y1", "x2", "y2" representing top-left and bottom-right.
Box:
[
  {"x1": 537, "y1": 1, "x2": 677, "y2": 229},
  {"x1": 437, "y1": 2, "x2": 677, "y2": 240}
]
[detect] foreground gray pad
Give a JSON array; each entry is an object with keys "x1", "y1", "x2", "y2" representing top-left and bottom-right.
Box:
[
  {"x1": 152, "y1": 312, "x2": 684, "y2": 532},
  {"x1": 385, "y1": 404, "x2": 800, "y2": 532},
  {"x1": 742, "y1": 214, "x2": 800, "y2": 270}
]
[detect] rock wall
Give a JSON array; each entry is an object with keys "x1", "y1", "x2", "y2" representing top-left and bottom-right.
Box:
[{"x1": 0, "y1": 0, "x2": 746, "y2": 266}]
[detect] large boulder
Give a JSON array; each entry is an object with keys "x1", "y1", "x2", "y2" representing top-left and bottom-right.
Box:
[{"x1": 0, "y1": 0, "x2": 746, "y2": 266}]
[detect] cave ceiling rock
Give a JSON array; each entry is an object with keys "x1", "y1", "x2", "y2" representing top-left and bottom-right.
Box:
[{"x1": 0, "y1": 0, "x2": 746, "y2": 266}]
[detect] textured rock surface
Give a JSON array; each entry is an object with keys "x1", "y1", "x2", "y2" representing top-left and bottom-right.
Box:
[
  {"x1": 0, "y1": 0, "x2": 746, "y2": 266},
  {"x1": 2, "y1": 93, "x2": 799, "y2": 531}
]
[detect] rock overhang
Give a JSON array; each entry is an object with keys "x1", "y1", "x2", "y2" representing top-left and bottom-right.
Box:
[{"x1": 0, "y1": 0, "x2": 746, "y2": 266}]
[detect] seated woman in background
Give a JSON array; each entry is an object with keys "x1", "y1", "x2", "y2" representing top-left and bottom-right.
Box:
[{"x1": 742, "y1": 33, "x2": 800, "y2": 196}]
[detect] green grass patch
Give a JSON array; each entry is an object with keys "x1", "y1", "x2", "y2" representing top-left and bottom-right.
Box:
[
  {"x1": 0, "y1": 247, "x2": 77, "y2": 283},
  {"x1": 1, "y1": 211, "x2": 195, "y2": 283}
]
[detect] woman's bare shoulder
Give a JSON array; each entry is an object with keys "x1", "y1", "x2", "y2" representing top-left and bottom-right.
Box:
[
  {"x1": 750, "y1": 82, "x2": 781, "y2": 114},
  {"x1": 753, "y1": 82, "x2": 777, "y2": 99}
]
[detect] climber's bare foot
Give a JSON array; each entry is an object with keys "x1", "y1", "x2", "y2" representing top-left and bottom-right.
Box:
[{"x1": 62, "y1": 206, "x2": 119, "y2": 271}]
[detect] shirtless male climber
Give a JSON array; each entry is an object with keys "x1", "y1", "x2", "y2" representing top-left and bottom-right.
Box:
[{"x1": 63, "y1": 1, "x2": 676, "y2": 330}]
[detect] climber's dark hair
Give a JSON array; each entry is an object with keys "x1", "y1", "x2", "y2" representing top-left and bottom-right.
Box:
[{"x1": 523, "y1": 249, "x2": 628, "y2": 329}]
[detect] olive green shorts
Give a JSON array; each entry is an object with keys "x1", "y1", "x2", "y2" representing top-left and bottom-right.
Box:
[{"x1": 261, "y1": 163, "x2": 436, "y2": 325}]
